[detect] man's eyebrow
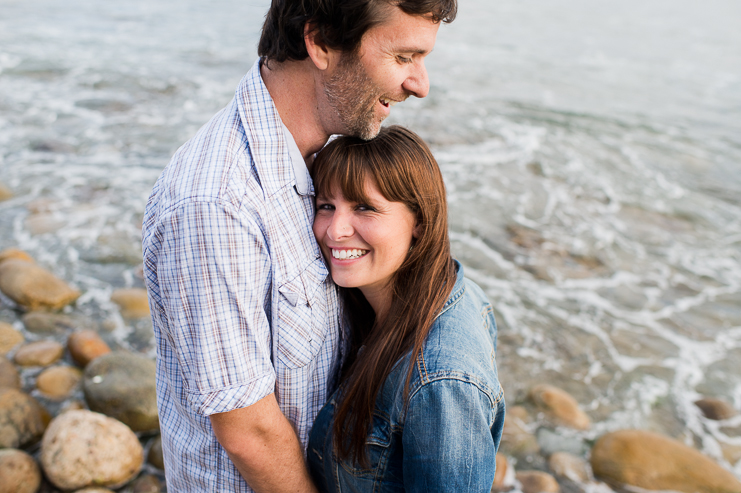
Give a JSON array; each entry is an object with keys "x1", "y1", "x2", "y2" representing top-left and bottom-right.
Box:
[{"x1": 394, "y1": 47, "x2": 434, "y2": 55}]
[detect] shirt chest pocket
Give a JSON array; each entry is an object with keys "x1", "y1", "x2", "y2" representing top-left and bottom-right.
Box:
[{"x1": 276, "y1": 257, "x2": 330, "y2": 368}]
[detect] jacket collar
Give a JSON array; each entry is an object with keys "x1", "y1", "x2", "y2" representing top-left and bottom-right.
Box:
[{"x1": 437, "y1": 260, "x2": 466, "y2": 319}]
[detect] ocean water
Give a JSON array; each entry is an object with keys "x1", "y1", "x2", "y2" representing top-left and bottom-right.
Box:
[{"x1": 1, "y1": 0, "x2": 740, "y2": 481}]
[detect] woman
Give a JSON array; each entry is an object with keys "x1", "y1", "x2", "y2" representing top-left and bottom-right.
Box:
[{"x1": 308, "y1": 126, "x2": 505, "y2": 492}]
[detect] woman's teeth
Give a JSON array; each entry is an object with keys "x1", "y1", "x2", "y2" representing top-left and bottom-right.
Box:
[{"x1": 332, "y1": 249, "x2": 368, "y2": 260}]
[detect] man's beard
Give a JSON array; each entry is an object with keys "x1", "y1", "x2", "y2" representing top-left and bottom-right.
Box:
[{"x1": 324, "y1": 53, "x2": 385, "y2": 141}]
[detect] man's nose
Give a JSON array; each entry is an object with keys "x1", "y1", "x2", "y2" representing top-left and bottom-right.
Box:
[{"x1": 402, "y1": 60, "x2": 430, "y2": 99}]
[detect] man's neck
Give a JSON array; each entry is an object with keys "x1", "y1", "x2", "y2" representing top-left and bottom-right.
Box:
[{"x1": 260, "y1": 59, "x2": 330, "y2": 166}]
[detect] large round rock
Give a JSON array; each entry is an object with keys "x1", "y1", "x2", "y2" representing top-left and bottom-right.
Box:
[
  {"x1": 0, "y1": 448, "x2": 42, "y2": 493},
  {"x1": 0, "y1": 259, "x2": 80, "y2": 311},
  {"x1": 40, "y1": 410, "x2": 143, "y2": 491},
  {"x1": 591, "y1": 429, "x2": 741, "y2": 492},
  {"x1": 0, "y1": 388, "x2": 49, "y2": 448},
  {"x1": 83, "y1": 351, "x2": 158, "y2": 432}
]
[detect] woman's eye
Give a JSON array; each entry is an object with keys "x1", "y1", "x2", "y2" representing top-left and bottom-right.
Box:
[
  {"x1": 356, "y1": 204, "x2": 376, "y2": 212},
  {"x1": 316, "y1": 203, "x2": 334, "y2": 211}
]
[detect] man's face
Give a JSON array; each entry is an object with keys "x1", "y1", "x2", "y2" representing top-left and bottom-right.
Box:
[{"x1": 322, "y1": 8, "x2": 440, "y2": 140}]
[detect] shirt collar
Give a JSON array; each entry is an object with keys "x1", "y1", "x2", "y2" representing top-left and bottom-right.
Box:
[{"x1": 280, "y1": 120, "x2": 313, "y2": 196}]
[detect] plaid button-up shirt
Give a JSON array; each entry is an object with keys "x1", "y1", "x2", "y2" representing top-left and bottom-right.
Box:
[{"x1": 142, "y1": 58, "x2": 344, "y2": 492}]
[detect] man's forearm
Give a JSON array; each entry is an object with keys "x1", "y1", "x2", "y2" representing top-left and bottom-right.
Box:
[{"x1": 210, "y1": 393, "x2": 318, "y2": 493}]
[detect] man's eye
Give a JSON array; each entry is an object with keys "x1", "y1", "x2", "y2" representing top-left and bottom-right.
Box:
[{"x1": 397, "y1": 55, "x2": 413, "y2": 64}]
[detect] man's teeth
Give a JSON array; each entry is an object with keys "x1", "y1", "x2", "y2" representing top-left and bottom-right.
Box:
[
  {"x1": 332, "y1": 249, "x2": 368, "y2": 260},
  {"x1": 380, "y1": 98, "x2": 397, "y2": 107}
]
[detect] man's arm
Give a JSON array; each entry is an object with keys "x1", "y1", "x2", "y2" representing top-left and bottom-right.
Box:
[{"x1": 210, "y1": 393, "x2": 319, "y2": 493}]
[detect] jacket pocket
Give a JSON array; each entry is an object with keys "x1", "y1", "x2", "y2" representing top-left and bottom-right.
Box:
[
  {"x1": 276, "y1": 257, "x2": 329, "y2": 368},
  {"x1": 338, "y1": 412, "x2": 393, "y2": 477}
]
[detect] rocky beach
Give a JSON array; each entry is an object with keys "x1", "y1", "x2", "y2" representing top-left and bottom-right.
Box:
[{"x1": 2, "y1": 0, "x2": 741, "y2": 491}]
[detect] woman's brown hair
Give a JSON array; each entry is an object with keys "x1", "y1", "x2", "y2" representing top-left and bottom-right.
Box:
[{"x1": 311, "y1": 125, "x2": 456, "y2": 466}]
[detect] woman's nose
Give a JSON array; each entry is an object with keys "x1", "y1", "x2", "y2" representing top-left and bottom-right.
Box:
[{"x1": 327, "y1": 211, "x2": 353, "y2": 241}]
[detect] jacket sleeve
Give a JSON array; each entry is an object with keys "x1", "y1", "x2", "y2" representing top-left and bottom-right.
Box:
[{"x1": 402, "y1": 377, "x2": 504, "y2": 492}]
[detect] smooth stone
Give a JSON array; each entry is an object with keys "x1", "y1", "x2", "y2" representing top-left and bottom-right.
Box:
[
  {"x1": 536, "y1": 427, "x2": 588, "y2": 457},
  {"x1": 548, "y1": 451, "x2": 592, "y2": 482},
  {"x1": 529, "y1": 384, "x2": 591, "y2": 430},
  {"x1": 0, "y1": 182, "x2": 12, "y2": 201},
  {"x1": 73, "y1": 489, "x2": 116, "y2": 493},
  {"x1": 36, "y1": 365, "x2": 83, "y2": 399},
  {"x1": 68, "y1": 330, "x2": 111, "y2": 367},
  {"x1": 0, "y1": 322, "x2": 24, "y2": 355},
  {"x1": 491, "y1": 453, "x2": 514, "y2": 492},
  {"x1": 0, "y1": 259, "x2": 80, "y2": 311},
  {"x1": 25, "y1": 213, "x2": 67, "y2": 235},
  {"x1": 0, "y1": 249, "x2": 34, "y2": 264},
  {"x1": 0, "y1": 356, "x2": 21, "y2": 389},
  {"x1": 83, "y1": 351, "x2": 158, "y2": 432},
  {"x1": 515, "y1": 470, "x2": 560, "y2": 493},
  {"x1": 590, "y1": 429, "x2": 741, "y2": 493},
  {"x1": 148, "y1": 435, "x2": 164, "y2": 470},
  {"x1": 0, "y1": 448, "x2": 42, "y2": 493},
  {"x1": 40, "y1": 410, "x2": 143, "y2": 491},
  {"x1": 110, "y1": 288, "x2": 150, "y2": 319},
  {"x1": 22, "y1": 312, "x2": 76, "y2": 335},
  {"x1": 0, "y1": 388, "x2": 49, "y2": 448},
  {"x1": 13, "y1": 340, "x2": 64, "y2": 367},
  {"x1": 501, "y1": 406, "x2": 540, "y2": 457},
  {"x1": 131, "y1": 473, "x2": 162, "y2": 493},
  {"x1": 695, "y1": 397, "x2": 738, "y2": 421}
]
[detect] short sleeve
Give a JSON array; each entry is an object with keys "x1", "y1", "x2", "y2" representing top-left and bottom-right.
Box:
[
  {"x1": 155, "y1": 200, "x2": 275, "y2": 415},
  {"x1": 403, "y1": 378, "x2": 503, "y2": 492}
]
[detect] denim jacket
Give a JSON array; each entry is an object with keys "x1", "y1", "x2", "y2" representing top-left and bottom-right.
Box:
[{"x1": 308, "y1": 261, "x2": 505, "y2": 492}]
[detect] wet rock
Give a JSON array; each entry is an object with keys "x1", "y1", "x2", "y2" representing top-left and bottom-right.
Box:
[
  {"x1": 0, "y1": 259, "x2": 80, "y2": 311},
  {"x1": 695, "y1": 397, "x2": 737, "y2": 421},
  {"x1": 40, "y1": 410, "x2": 143, "y2": 491},
  {"x1": 36, "y1": 365, "x2": 83, "y2": 399},
  {"x1": 536, "y1": 427, "x2": 588, "y2": 457},
  {"x1": 529, "y1": 384, "x2": 591, "y2": 430},
  {"x1": 83, "y1": 351, "x2": 158, "y2": 432},
  {"x1": 590, "y1": 429, "x2": 741, "y2": 493},
  {"x1": 515, "y1": 470, "x2": 560, "y2": 493},
  {"x1": 500, "y1": 405, "x2": 540, "y2": 457},
  {"x1": 0, "y1": 356, "x2": 21, "y2": 389},
  {"x1": 131, "y1": 473, "x2": 162, "y2": 493},
  {"x1": 68, "y1": 330, "x2": 111, "y2": 367},
  {"x1": 26, "y1": 213, "x2": 67, "y2": 235},
  {"x1": 13, "y1": 340, "x2": 64, "y2": 367},
  {"x1": 0, "y1": 448, "x2": 42, "y2": 493},
  {"x1": 491, "y1": 453, "x2": 514, "y2": 492},
  {"x1": 111, "y1": 288, "x2": 150, "y2": 319},
  {"x1": 148, "y1": 435, "x2": 165, "y2": 470},
  {"x1": 548, "y1": 451, "x2": 591, "y2": 482},
  {"x1": 0, "y1": 388, "x2": 49, "y2": 448},
  {"x1": 0, "y1": 182, "x2": 12, "y2": 202},
  {"x1": 0, "y1": 321, "x2": 24, "y2": 355},
  {"x1": 23, "y1": 311, "x2": 76, "y2": 335}
]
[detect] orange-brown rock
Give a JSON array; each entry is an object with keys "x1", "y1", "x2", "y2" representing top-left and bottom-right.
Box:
[
  {"x1": 501, "y1": 405, "x2": 540, "y2": 456},
  {"x1": 13, "y1": 340, "x2": 64, "y2": 367},
  {"x1": 548, "y1": 451, "x2": 591, "y2": 482},
  {"x1": 0, "y1": 388, "x2": 50, "y2": 448},
  {"x1": 0, "y1": 182, "x2": 12, "y2": 202},
  {"x1": 111, "y1": 288, "x2": 150, "y2": 319},
  {"x1": 591, "y1": 429, "x2": 741, "y2": 493},
  {"x1": 36, "y1": 365, "x2": 83, "y2": 399},
  {"x1": 0, "y1": 322, "x2": 24, "y2": 355},
  {"x1": 515, "y1": 470, "x2": 560, "y2": 493},
  {"x1": 68, "y1": 330, "x2": 111, "y2": 367},
  {"x1": 0, "y1": 248, "x2": 34, "y2": 264},
  {"x1": 529, "y1": 384, "x2": 591, "y2": 430},
  {"x1": 0, "y1": 448, "x2": 41, "y2": 493},
  {"x1": 0, "y1": 259, "x2": 80, "y2": 310},
  {"x1": 492, "y1": 453, "x2": 511, "y2": 491},
  {"x1": 0, "y1": 356, "x2": 21, "y2": 389},
  {"x1": 695, "y1": 397, "x2": 738, "y2": 421},
  {"x1": 147, "y1": 435, "x2": 165, "y2": 470}
]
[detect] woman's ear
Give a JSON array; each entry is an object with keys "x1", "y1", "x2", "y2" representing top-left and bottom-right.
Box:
[
  {"x1": 412, "y1": 218, "x2": 422, "y2": 239},
  {"x1": 304, "y1": 23, "x2": 338, "y2": 71}
]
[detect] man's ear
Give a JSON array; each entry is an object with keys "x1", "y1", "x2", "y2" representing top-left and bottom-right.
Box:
[{"x1": 304, "y1": 22, "x2": 337, "y2": 71}]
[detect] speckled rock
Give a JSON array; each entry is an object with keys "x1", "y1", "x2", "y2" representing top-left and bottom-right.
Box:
[
  {"x1": 529, "y1": 384, "x2": 591, "y2": 430},
  {"x1": 39, "y1": 410, "x2": 143, "y2": 491},
  {"x1": 0, "y1": 321, "x2": 24, "y2": 355},
  {"x1": 0, "y1": 448, "x2": 41, "y2": 493},
  {"x1": 131, "y1": 473, "x2": 162, "y2": 493},
  {"x1": 36, "y1": 365, "x2": 83, "y2": 399},
  {"x1": 13, "y1": 340, "x2": 64, "y2": 367},
  {"x1": 516, "y1": 470, "x2": 560, "y2": 493},
  {"x1": 0, "y1": 388, "x2": 49, "y2": 448},
  {"x1": 0, "y1": 356, "x2": 21, "y2": 389},
  {"x1": 148, "y1": 435, "x2": 164, "y2": 470},
  {"x1": 0, "y1": 259, "x2": 80, "y2": 311},
  {"x1": 110, "y1": 288, "x2": 150, "y2": 319},
  {"x1": 548, "y1": 451, "x2": 591, "y2": 482},
  {"x1": 83, "y1": 351, "x2": 158, "y2": 432},
  {"x1": 73, "y1": 489, "x2": 116, "y2": 493},
  {"x1": 68, "y1": 330, "x2": 111, "y2": 367},
  {"x1": 22, "y1": 311, "x2": 77, "y2": 335},
  {"x1": 591, "y1": 429, "x2": 741, "y2": 493},
  {"x1": 695, "y1": 397, "x2": 738, "y2": 421}
]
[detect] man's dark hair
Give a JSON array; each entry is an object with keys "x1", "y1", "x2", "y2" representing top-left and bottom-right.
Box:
[{"x1": 258, "y1": 0, "x2": 457, "y2": 63}]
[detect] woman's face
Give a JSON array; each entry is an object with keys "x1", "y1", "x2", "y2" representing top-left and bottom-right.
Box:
[{"x1": 313, "y1": 178, "x2": 417, "y2": 312}]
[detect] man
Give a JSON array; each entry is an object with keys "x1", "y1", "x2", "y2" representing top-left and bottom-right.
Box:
[{"x1": 142, "y1": 0, "x2": 456, "y2": 491}]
